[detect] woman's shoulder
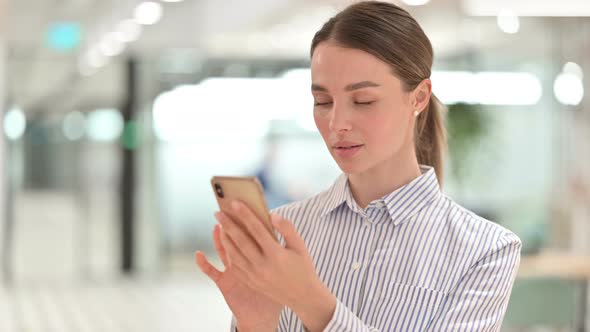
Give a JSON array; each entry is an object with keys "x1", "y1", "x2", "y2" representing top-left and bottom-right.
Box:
[
  {"x1": 270, "y1": 187, "x2": 333, "y2": 221},
  {"x1": 438, "y1": 194, "x2": 522, "y2": 255}
]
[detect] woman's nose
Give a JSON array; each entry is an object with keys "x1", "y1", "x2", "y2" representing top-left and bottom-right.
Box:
[{"x1": 328, "y1": 104, "x2": 352, "y2": 132}]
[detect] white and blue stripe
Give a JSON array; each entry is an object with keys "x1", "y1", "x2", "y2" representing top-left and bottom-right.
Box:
[{"x1": 231, "y1": 165, "x2": 521, "y2": 331}]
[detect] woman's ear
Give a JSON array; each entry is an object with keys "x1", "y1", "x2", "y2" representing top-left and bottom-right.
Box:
[{"x1": 411, "y1": 79, "x2": 432, "y2": 115}]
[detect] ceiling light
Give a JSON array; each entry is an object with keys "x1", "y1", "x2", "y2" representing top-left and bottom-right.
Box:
[
  {"x1": 563, "y1": 62, "x2": 584, "y2": 80},
  {"x1": 4, "y1": 106, "x2": 26, "y2": 140},
  {"x1": 554, "y1": 72, "x2": 584, "y2": 106},
  {"x1": 116, "y1": 19, "x2": 142, "y2": 42},
  {"x1": 463, "y1": 0, "x2": 590, "y2": 17},
  {"x1": 86, "y1": 109, "x2": 124, "y2": 141},
  {"x1": 497, "y1": 9, "x2": 520, "y2": 34},
  {"x1": 402, "y1": 0, "x2": 431, "y2": 5},
  {"x1": 99, "y1": 33, "x2": 125, "y2": 56},
  {"x1": 134, "y1": 1, "x2": 163, "y2": 25},
  {"x1": 62, "y1": 111, "x2": 86, "y2": 141},
  {"x1": 431, "y1": 71, "x2": 542, "y2": 105}
]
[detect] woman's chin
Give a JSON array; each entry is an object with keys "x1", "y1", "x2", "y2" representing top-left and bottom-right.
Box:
[{"x1": 335, "y1": 160, "x2": 366, "y2": 175}]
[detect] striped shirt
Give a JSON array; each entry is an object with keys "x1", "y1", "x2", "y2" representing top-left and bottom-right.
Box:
[{"x1": 231, "y1": 165, "x2": 521, "y2": 331}]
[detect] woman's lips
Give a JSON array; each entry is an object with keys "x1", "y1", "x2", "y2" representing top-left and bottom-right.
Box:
[{"x1": 333, "y1": 144, "x2": 363, "y2": 158}]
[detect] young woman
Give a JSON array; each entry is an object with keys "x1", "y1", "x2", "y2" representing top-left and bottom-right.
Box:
[{"x1": 196, "y1": 1, "x2": 521, "y2": 331}]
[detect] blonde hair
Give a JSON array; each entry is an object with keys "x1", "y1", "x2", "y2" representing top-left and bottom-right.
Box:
[{"x1": 311, "y1": 1, "x2": 447, "y2": 184}]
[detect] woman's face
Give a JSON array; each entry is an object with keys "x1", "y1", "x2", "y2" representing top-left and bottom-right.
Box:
[{"x1": 311, "y1": 41, "x2": 426, "y2": 175}]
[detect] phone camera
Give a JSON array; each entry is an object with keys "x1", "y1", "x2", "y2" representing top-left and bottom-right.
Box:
[{"x1": 214, "y1": 183, "x2": 224, "y2": 198}]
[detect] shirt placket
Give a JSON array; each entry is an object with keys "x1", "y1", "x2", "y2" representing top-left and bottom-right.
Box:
[{"x1": 353, "y1": 206, "x2": 382, "y2": 316}]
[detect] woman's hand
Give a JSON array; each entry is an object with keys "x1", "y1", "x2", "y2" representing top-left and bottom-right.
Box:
[
  {"x1": 196, "y1": 223, "x2": 283, "y2": 332},
  {"x1": 216, "y1": 201, "x2": 337, "y2": 332}
]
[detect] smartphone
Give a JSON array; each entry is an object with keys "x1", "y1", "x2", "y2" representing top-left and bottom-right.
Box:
[{"x1": 210, "y1": 176, "x2": 276, "y2": 240}]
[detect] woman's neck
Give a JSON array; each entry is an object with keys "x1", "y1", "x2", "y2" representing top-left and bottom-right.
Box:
[{"x1": 347, "y1": 153, "x2": 422, "y2": 209}]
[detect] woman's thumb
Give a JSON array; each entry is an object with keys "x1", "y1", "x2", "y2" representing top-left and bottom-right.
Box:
[
  {"x1": 271, "y1": 214, "x2": 306, "y2": 253},
  {"x1": 196, "y1": 251, "x2": 222, "y2": 283}
]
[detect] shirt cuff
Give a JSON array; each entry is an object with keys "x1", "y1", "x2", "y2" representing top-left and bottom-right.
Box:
[{"x1": 322, "y1": 299, "x2": 364, "y2": 332}]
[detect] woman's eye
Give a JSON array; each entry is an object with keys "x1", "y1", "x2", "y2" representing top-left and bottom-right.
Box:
[
  {"x1": 314, "y1": 101, "x2": 333, "y2": 106},
  {"x1": 355, "y1": 101, "x2": 375, "y2": 105}
]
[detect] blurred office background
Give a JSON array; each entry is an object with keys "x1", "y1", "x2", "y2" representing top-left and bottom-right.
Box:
[{"x1": 0, "y1": 0, "x2": 589, "y2": 331}]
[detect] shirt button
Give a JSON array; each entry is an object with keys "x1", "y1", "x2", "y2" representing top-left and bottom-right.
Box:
[
  {"x1": 375, "y1": 201, "x2": 385, "y2": 209},
  {"x1": 352, "y1": 262, "x2": 361, "y2": 270}
]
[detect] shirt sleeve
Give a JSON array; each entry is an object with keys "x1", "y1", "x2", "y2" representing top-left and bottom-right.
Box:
[
  {"x1": 425, "y1": 232, "x2": 522, "y2": 331},
  {"x1": 230, "y1": 315, "x2": 238, "y2": 332},
  {"x1": 322, "y1": 232, "x2": 521, "y2": 332}
]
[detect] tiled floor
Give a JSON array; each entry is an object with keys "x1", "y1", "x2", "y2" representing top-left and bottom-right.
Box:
[
  {"x1": 1, "y1": 190, "x2": 234, "y2": 331},
  {"x1": 0, "y1": 276, "x2": 232, "y2": 332}
]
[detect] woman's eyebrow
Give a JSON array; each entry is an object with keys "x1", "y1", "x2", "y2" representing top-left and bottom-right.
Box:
[
  {"x1": 311, "y1": 81, "x2": 380, "y2": 92},
  {"x1": 311, "y1": 84, "x2": 328, "y2": 92},
  {"x1": 345, "y1": 81, "x2": 380, "y2": 91}
]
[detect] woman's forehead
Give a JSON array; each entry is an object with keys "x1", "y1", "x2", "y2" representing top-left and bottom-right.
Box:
[
  {"x1": 311, "y1": 49, "x2": 401, "y2": 89},
  {"x1": 312, "y1": 43, "x2": 394, "y2": 76}
]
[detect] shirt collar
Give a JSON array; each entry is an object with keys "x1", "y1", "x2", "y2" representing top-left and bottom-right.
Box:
[
  {"x1": 320, "y1": 173, "x2": 350, "y2": 217},
  {"x1": 321, "y1": 165, "x2": 441, "y2": 226}
]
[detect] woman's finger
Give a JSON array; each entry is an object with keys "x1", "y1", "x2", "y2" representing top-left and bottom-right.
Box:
[
  {"x1": 220, "y1": 227, "x2": 253, "y2": 273},
  {"x1": 232, "y1": 201, "x2": 281, "y2": 255},
  {"x1": 195, "y1": 251, "x2": 222, "y2": 283},
  {"x1": 216, "y1": 212, "x2": 263, "y2": 266},
  {"x1": 212, "y1": 223, "x2": 230, "y2": 268},
  {"x1": 271, "y1": 214, "x2": 307, "y2": 254}
]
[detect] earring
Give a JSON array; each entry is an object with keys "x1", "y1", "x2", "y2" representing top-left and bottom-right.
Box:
[{"x1": 414, "y1": 110, "x2": 420, "y2": 117}]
